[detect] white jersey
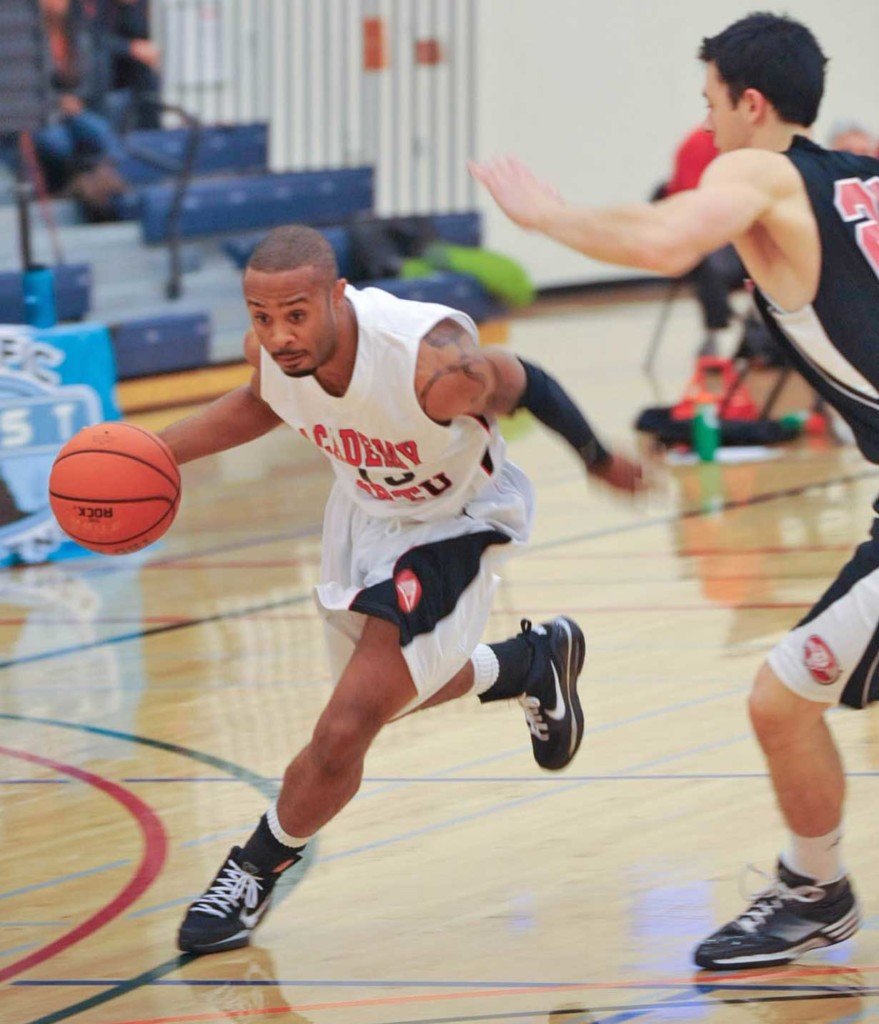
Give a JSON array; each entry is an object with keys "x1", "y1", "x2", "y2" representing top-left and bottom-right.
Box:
[{"x1": 259, "y1": 284, "x2": 508, "y2": 522}]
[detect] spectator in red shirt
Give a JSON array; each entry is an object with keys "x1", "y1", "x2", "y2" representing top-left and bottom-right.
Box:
[{"x1": 659, "y1": 127, "x2": 749, "y2": 356}]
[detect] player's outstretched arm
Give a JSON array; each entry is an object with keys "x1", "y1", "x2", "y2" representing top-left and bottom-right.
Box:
[
  {"x1": 159, "y1": 332, "x2": 282, "y2": 465},
  {"x1": 469, "y1": 152, "x2": 773, "y2": 277},
  {"x1": 416, "y1": 320, "x2": 645, "y2": 494},
  {"x1": 159, "y1": 384, "x2": 282, "y2": 465}
]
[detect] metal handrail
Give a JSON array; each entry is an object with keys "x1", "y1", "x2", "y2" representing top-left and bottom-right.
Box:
[{"x1": 119, "y1": 93, "x2": 201, "y2": 300}]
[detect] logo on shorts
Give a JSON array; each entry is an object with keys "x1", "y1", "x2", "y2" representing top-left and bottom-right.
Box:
[
  {"x1": 803, "y1": 634, "x2": 841, "y2": 685},
  {"x1": 395, "y1": 569, "x2": 422, "y2": 613}
]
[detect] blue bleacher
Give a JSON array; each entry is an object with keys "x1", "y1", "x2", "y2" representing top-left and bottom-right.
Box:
[
  {"x1": 0, "y1": 264, "x2": 92, "y2": 324},
  {"x1": 375, "y1": 273, "x2": 504, "y2": 325},
  {"x1": 136, "y1": 166, "x2": 375, "y2": 244},
  {"x1": 110, "y1": 311, "x2": 211, "y2": 379},
  {"x1": 220, "y1": 211, "x2": 505, "y2": 322},
  {"x1": 223, "y1": 212, "x2": 482, "y2": 274},
  {"x1": 116, "y1": 123, "x2": 269, "y2": 187}
]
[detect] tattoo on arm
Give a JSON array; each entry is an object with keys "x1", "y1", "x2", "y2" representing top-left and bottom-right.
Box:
[{"x1": 419, "y1": 319, "x2": 489, "y2": 410}]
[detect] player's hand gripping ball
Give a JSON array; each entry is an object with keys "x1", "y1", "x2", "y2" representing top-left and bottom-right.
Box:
[{"x1": 49, "y1": 421, "x2": 181, "y2": 555}]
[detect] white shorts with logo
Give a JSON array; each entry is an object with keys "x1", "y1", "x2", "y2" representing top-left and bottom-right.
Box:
[
  {"x1": 314, "y1": 460, "x2": 535, "y2": 712},
  {"x1": 768, "y1": 534, "x2": 879, "y2": 708}
]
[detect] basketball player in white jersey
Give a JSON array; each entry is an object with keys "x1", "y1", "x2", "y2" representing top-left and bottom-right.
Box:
[
  {"x1": 472, "y1": 11, "x2": 879, "y2": 970},
  {"x1": 161, "y1": 224, "x2": 644, "y2": 954}
]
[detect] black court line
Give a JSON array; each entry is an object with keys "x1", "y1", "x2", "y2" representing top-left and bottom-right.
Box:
[
  {"x1": 0, "y1": 591, "x2": 314, "y2": 671},
  {"x1": 529, "y1": 467, "x2": 879, "y2": 553},
  {"x1": 2, "y1": 468, "x2": 877, "y2": 674}
]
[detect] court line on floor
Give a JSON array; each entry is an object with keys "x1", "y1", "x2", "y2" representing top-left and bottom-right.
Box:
[
  {"x1": 31, "y1": 972, "x2": 876, "y2": 1024},
  {"x1": 0, "y1": 591, "x2": 314, "y2": 671},
  {"x1": 0, "y1": 715, "x2": 317, "y2": 1024},
  {"x1": 0, "y1": 711, "x2": 852, "y2": 1023},
  {"x1": 526, "y1": 468, "x2": 879, "y2": 554},
  {"x1": 6, "y1": 470, "x2": 875, "y2": 1018},
  {"x1": 2, "y1": 468, "x2": 875, "y2": 673},
  {"x1": 0, "y1": 746, "x2": 167, "y2": 986}
]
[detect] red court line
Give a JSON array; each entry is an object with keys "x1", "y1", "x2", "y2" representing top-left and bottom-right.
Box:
[
  {"x1": 0, "y1": 746, "x2": 168, "y2": 985},
  {"x1": 97, "y1": 962, "x2": 879, "y2": 1024}
]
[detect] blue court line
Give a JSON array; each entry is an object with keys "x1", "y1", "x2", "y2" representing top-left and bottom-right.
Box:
[
  {"x1": 0, "y1": 942, "x2": 40, "y2": 959},
  {"x1": 0, "y1": 778, "x2": 69, "y2": 784},
  {"x1": 0, "y1": 591, "x2": 314, "y2": 671},
  {"x1": 0, "y1": 860, "x2": 130, "y2": 902},
  {"x1": 127, "y1": 728, "x2": 754, "y2": 920}
]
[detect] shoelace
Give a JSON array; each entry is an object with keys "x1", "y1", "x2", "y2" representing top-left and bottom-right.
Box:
[
  {"x1": 517, "y1": 618, "x2": 551, "y2": 739},
  {"x1": 191, "y1": 858, "x2": 266, "y2": 919},
  {"x1": 519, "y1": 694, "x2": 549, "y2": 740},
  {"x1": 735, "y1": 864, "x2": 827, "y2": 934}
]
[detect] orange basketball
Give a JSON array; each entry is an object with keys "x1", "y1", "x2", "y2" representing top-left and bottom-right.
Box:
[{"x1": 49, "y1": 421, "x2": 181, "y2": 555}]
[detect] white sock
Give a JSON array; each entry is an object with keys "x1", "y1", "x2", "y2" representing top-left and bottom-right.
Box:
[
  {"x1": 266, "y1": 802, "x2": 311, "y2": 849},
  {"x1": 470, "y1": 643, "x2": 500, "y2": 695},
  {"x1": 784, "y1": 826, "x2": 844, "y2": 884}
]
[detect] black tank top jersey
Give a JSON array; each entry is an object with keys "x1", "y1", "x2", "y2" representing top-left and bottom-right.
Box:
[{"x1": 752, "y1": 136, "x2": 879, "y2": 462}]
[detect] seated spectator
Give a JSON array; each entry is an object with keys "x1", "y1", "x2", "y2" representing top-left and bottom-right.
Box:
[
  {"x1": 34, "y1": 0, "x2": 127, "y2": 219},
  {"x1": 97, "y1": 0, "x2": 162, "y2": 130},
  {"x1": 828, "y1": 119, "x2": 876, "y2": 156}
]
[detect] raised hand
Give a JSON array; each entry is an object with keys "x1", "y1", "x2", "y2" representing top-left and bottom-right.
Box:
[{"x1": 468, "y1": 156, "x2": 565, "y2": 231}]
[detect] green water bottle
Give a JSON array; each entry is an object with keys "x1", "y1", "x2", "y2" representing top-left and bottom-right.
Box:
[{"x1": 692, "y1": 392, "x2": 720, "y2": 462}]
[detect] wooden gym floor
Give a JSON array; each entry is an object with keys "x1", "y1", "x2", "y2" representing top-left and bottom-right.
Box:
[{"x1": 2, "y1": 288, "x2": 879, "y2": 1024}]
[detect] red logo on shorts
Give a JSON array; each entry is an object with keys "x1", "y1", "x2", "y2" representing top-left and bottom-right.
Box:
[
  {"x1": 803, "y1": 634, "x2": 841, "y2": 685},
  {"x1": 395, "y1": 569, "x2": 422, "y2": 613}
]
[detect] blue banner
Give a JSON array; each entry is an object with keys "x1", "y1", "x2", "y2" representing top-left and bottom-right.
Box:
[{"x1": 0, "y1": 322, "x2": 120, "y2": 567}]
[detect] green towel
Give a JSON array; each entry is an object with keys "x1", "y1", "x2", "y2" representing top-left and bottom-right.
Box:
[{"x1": 419, "y1": 242, "x2": 536, "y2": 307}]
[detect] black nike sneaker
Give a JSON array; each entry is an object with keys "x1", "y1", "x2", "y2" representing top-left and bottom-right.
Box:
[
  {"x1": 178, "y1": 847, "x2": 287, "y2": 954},
  {"x1": 517, "y1": 617, "x2": 586, "y2": 771},
  {"x1": 694, "y1": 860, "x2": 861, "y2": 970}
]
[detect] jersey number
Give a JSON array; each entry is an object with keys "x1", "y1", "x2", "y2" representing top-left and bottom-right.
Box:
[{"x1": 834, "y1": 176, "x2": 879, "y2": 279}]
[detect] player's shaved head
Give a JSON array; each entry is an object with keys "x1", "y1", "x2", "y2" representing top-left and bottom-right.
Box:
[{"x1": 247, "y1": 225, "x2": 338, "y2": 284}]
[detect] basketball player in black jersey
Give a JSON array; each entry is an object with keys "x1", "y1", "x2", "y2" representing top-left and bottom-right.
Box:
[{"x1": 473, "y1": 12, "x2": 879, "y2": 970}]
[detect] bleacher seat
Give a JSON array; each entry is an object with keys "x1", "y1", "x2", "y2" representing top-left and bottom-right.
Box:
[
  {"x1": 110, "y1": 311, "x2": 211, "y2": 379},
  {"x1": 219, "y1": 211, "x2": 504, "y2": 321},
  {"x1": 222, "y1": 212, "x2": 483, "y2": 275},
  {"x1": 0, "y1": 264, "x2": 91, "y2": 323},
  {"x1": 137, "y1": 166, "x2": 375, "y2": 244},
  {"x1": 376, "y1": 272, "x2": 505, "y2": 324},
  {"x1": 117, "y1": 123, "x2": 269, "y2": 187},
  {"x1": 224, "y1": 224, "x2": 353, "y2": 275}
]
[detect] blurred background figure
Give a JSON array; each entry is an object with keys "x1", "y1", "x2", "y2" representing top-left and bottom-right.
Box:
[
  {"x1": 95, "y1": 0, "x2": 162, "y2": 129},
  {"x1": 828, "y1": 118, "x2": 876, "y2": 156},
  {"x1": 34, "y1": 0, "x2": 127, "y2": 218}
]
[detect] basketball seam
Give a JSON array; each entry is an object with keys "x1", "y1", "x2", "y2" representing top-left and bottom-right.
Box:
[
  {"x1": 59, "y1": 495, "x2": 180, "y2": 549},
  {"x1": 49, "y1": 492, "x2": 175, "y2": 504},
  {"x1": 121, "y1": 422, "x2": 180, "y2": 476},
  {"x1": 53, "y1": 449, "x2": 180, "y2": 493}
]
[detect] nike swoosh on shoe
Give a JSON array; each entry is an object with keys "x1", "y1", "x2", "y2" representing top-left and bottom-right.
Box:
[
  {"x1": 545, "y1": 663, "x2": 567, "y2": 721},
  {"x1": 239, "y1": 900, "x2": 272, "y2": 930}
]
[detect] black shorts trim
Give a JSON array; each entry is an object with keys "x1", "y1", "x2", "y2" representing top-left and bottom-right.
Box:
[{"x1": 349, "y1": 529, "x2": 510, "y2": 647}]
